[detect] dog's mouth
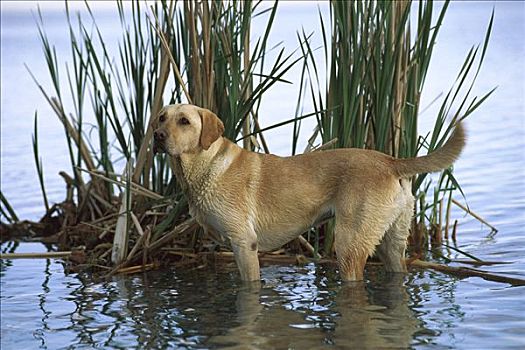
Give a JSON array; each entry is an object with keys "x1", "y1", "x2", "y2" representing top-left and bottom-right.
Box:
[{"x1": 153, "y1": 141, "x2": 166, "y2": 155}]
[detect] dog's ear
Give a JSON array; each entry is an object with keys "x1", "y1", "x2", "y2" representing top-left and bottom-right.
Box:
[{"x1": 199, "y1": 108, "x2": 224, "y2": 150}]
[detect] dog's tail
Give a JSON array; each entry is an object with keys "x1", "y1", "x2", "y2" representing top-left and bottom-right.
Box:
[{"x1": 393, "y1": 123, "x2": 466, "y2": 178}]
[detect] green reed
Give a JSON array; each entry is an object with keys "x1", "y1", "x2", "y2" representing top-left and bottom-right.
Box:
[
  {"x1": 32, "y1": 112, "x2": 50, "y2": 213},
  {"x1": 298, "y1": 0, "x2": 494, "y2": 253},
  {"x1": 27, "y1": 0, "x2": 303, "y2": 259},
  {"x1": 0, "y1": 192, "x2": 19, "y2": 224},
  {"x1": 20, "y1": 0, "x2": 494, "y2": 264}
]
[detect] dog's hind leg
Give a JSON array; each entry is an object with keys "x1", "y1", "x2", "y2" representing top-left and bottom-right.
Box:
[
  {"x1": 334, "y1": 208, "x2": 387, "y2": 282},
  {"x1": 375, "y1": 188, "x2": 414, "y2": 273}
]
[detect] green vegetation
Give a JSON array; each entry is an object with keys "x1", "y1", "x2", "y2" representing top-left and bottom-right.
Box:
[
  {"x1": 298, "y1": 1, "x2": 495, "y2": 255},
  {"x1": 0, "y1": 0, "x2": 495, "y2": 272}
]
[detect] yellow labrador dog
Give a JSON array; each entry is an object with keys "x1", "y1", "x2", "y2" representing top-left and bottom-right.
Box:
[{"x1": 153, "y1": 104, "x2": 465, "y2": 282}]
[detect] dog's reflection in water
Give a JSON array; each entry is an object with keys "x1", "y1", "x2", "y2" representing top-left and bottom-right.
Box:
[
  {"x1": 208, "y1": 271, "x2": 419, "y2": 349},
  {"x1": 332, "y1": 273, "x2": 419, "y2": 348}
]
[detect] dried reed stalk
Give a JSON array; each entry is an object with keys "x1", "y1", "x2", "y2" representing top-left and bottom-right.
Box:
[{"x1": 111, "y1": 161, "x2": 133, "y2": 265}]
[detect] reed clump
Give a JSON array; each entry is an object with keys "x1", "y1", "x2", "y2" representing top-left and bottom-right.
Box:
[
  {"x1": 297, "y1": 0, "x2": 495, "y2": 257},
  {"x1": 0, "y1": 0, "x2": 497, "y2": 277}
]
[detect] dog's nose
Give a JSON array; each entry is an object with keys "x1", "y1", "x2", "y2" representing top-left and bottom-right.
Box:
[{"x1": 154, "y1": 129, "x2": 167, "y2": 142}]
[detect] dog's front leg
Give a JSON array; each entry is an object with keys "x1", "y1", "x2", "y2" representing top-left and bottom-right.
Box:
[{"x1": 230, "y1": 231, "x2": 260, "y2": 281}]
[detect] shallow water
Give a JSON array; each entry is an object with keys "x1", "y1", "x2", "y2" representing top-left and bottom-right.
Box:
[
  {"x1": 1, "y1": 242, "x2": 523, "y2": 349},
  {"x1": 1, "y1": 1, "x2": 525, "y2": 349}
]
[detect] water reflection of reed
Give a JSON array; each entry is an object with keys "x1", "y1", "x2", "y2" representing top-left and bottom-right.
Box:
[
  {"x1": 407, "y1": 270, "x2": 466, "y2": 345},
  {"x1": 63, "y1": 269, "x2": 242, "y2": 348},
  {"x1": 0, "y1": 241, "x2": 19, "y2": 273},
  {"x1": 67, "y1": 279, "x2": 109, "y2": 346},
  {"x1": 35, "y1": 259, "x2": 51, "y2": 347}
]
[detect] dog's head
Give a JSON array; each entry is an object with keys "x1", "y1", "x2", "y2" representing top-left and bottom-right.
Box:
[{"x1": 153, "y1": 104, "x2": 225, "y2": 156}]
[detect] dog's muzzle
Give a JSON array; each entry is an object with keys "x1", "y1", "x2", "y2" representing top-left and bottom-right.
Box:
[{"x1": 153, "y1": 129, "x2": 167, "y2": 154}]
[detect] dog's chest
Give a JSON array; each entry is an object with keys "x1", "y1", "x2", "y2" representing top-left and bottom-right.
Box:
[
  {"x1": 189, "y1": 200, "x2": 228, "y2": 238},
  {"x1": 186, "y1": 180, "x2": 227, "y2": 231},
  {"x1": 176, "y1": 156, "x2": 233, "y2": 234}
]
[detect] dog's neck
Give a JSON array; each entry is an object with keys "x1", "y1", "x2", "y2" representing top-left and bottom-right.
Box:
[{"x1": 171, "y1": 137, "x2": 236, "y2": 203}]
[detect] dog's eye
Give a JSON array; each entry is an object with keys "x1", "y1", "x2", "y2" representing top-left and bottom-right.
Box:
[
  {"x1": 179, "y1": 117, "x2": 190, "y2": 125},
  {"x1": 158, "y1": 114, "x2": 166, "y2": 123}
]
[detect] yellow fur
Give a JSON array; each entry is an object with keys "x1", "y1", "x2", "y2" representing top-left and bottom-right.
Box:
[{"x1": 154, "y1": 104, "x2": 466, "y2": 281}]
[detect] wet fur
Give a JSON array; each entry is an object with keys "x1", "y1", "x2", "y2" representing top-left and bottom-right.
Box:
[{"x1": 154, "y1": 104, "x2": 466, "y2": 281}]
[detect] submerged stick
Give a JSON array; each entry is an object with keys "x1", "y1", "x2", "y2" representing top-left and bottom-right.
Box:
[
  {"x1": 410, "y1": 259, "x2": 525, "y2": 287},
  {"x1": 0, "y1": 251, "x2": 72, "y2": 259}
]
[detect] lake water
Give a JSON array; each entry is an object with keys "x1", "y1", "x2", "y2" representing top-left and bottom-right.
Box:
[{"x1": 1, "y1": 1, "x2": 524, "y2": 349}]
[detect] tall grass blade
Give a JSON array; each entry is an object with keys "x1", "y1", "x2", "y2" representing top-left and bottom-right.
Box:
[
  {"x1": 0, "y1": 191, "x2": 19, "y2": 223},
  {"x1": 32, "y1": 112, "x2": 50, "y2": 212}
]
